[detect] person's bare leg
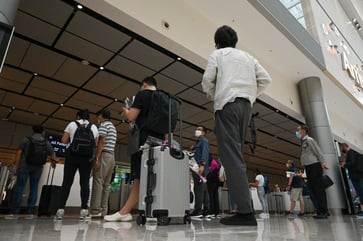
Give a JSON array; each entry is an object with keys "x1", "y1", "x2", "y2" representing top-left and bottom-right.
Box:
[
  {"x1": 290, "y1": 201, "x2": 296, "y2": 213},
  {"x1": 300, "y1": 199, "x2": 305, "y2": 213},
  {"x1": 119, "y1": 179, "x2": 140, "y2": 215}
]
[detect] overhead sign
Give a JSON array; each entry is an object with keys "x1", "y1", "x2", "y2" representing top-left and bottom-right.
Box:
[{"x1": 341, "y1": 52, "x2": 363, "y2": 90}]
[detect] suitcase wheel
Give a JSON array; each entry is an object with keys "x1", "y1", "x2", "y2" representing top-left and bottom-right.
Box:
[
  {"x1": 157, "y1": 216, "x2": 171, "y2": 226},
  {"x1": 136, "y1": 215, "x2": 146, "y2": 225}
]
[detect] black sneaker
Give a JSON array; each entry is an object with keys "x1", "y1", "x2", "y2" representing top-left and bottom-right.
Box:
[
  {"x1": 297, "y1": 212, "x2": 305, "y2": 217},
  {"x1": 191, "y1": 212, "x2": 203, "y2": 220},
  {"x1": 220, "y1": 213, "x2": 257, "y2": 226}
]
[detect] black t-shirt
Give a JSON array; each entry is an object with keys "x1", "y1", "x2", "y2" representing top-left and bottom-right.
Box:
[
  {"x1": 345, "y1": 149, "x2": 363, "y2": 180},
  {"x1": 288, "y1": 167, "x2": 303, "y2": 188},
  {"x1": 132, "y1": 89, "x2": 164, "y2": 145}
]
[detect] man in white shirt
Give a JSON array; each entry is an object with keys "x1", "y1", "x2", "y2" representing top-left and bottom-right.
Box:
[{"x1": 202, "y1": 25, "x2": 272, "y2": 225}]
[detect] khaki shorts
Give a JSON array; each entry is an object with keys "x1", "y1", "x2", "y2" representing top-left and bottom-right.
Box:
[{"x1": 290, "y1": 187, "x2": 303, "y2": 201}]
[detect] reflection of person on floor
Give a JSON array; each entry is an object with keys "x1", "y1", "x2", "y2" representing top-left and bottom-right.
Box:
[{"x1": 104, "y1": 77, "x2": 164, "y2": 222}]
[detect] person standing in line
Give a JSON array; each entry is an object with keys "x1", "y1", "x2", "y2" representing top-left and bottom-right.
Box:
[
  {"x1": 202, "y1": 25, "x2": 272, "y2": 225},
  {"x1": 55, "y1": 109, "x2": 99, "y2": 220},
  {"x1": 285, "y1": 160, "x2": 305, "y2": 218},
  {"x1": 104, "y1": 76, "x2": 164, "y2": 222},
  {"x1": 249, "y1": 169, "x2": 269, "y2": 219},
  {"x1": 5, "y1": 125, "x2": 56, "y2": 220},
  {"x1": 340, "y1": 143, "x2": 363, "y2": 218},
  {"x1": 296, "y1": 125, "x2": 329, "y2": 219},
  {"x1": 90, "y1": 109, "x2": 117, "y2": 217},
  {"x1": 207, "y1": 157, "x2": 221, "y2": 218},
  {"x1": 190, "y1": 126, "x2": 211, "y2": 220}
]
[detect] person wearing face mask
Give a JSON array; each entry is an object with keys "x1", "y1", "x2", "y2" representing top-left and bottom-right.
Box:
[
  {"x1": 340, "y1": 143, "x2": 363, "y2": 218},
  {"x1": 296, "y1": 125, "x2": 329, "y2": 219},
  {"x1": 285, "y1": 160, "x2": 305, "y2": 218},
  {"x1": 190, "y1": 126, "x2": 211, "y2": 220},
  {"x1": 90, "y1": 109, "x2": 117, "y2": 218}
]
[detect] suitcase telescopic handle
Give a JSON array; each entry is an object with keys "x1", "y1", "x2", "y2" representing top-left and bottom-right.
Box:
[{"x1": 46, "y1": 163, "x2": 56, "y2": 186}]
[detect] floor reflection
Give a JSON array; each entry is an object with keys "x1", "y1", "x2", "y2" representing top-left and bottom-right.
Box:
[{"x1": 0, "y1": 214, "x2": 362, "y2": 241}]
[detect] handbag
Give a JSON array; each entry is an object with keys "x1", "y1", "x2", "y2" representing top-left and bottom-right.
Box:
[
  {"x1": 127, "y1": 125, "x2": 140, "y2": 156},
  {"x1": 321, "y1": 175, "x2": 334, "y2": 188}
]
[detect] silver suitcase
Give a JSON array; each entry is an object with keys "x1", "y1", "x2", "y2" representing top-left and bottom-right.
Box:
[{"x1": 138, "y1": 145, "x2": 190, "y2": 225}]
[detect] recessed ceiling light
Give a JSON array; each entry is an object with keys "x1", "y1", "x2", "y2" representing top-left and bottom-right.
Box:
[
  {"x1": 177, "y1": 57, "x2": 182, "y2": 61},
  {"x1": 33, "y1": 73, "x2": 38, "y2": 76},
  {"x1": 77, "y1": 4, "x2": 83, "y2": 10},
  {"x1": 99, "y1": 66, "x2": 104, "y2": 70},
  {"x1": 60, "y1": 103, "x2": 64, "y2": 107},
  {"x1": 81, "y1": 60, "x2": 89, "y2": 65}
]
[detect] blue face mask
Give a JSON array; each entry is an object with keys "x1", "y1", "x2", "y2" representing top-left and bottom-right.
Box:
[{"x1": 296, "y1": 131, "x2": 302, "y2": 139}]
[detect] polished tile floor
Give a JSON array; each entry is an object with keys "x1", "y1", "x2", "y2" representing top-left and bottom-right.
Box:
[{"x1": 0, "y1": 214, "x2": 362, "y2": 241}]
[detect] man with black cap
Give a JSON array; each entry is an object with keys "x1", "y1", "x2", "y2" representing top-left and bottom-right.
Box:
[
  {"x1": 90, "y1": 109, "x2": 117, "y2": 217},
  {"x1": 5, "y1": 125, "x2": 56, "y2": 220},
  {"x1": 55, "y1": 109, "x2": 99, "y2": 220}
]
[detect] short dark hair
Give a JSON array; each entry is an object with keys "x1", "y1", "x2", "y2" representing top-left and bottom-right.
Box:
[
  {"x1": 198, "y1": 125, "x2": 207, "y2": 133},
  {"x1": 141, "y1": 76, "x2": 157, "y2": 88},
  {"x1": 214, "y1": 25, "x2": 238, "y2": 48},
  {"x1": 299, "y1": 125, "x2": 309, "y2": 134},
  {"x1": 255, "y1": 168, "x2": 261, "y2": 175},
  {"x1": 77, "y1": 109, "x2": 90, "y2": 120},
  {"x1": 32, "y1": 125, "x2": 44, "y2": 133},
  {"x1": 287, "y1": 160, "x2": 294, "y2": 166},
  {"x1": 98, "y1": 109, "x2": 111, "y2": 119},
  {"x1": 341, "y1": 143, "x2": 349, "y2": 148}
]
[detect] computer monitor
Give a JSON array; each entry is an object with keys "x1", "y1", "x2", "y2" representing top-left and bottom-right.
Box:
[
  {"x1": 0, "y1": 21, "x2": 15, "y2": 74},
  {"x1": 45, "y1": 132, "x2": 67, "y2": 157}
]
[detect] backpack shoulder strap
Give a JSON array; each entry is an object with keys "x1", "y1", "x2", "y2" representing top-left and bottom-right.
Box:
[{"x1": 74, "y1": 121, "x2": 81, "y2": 127}]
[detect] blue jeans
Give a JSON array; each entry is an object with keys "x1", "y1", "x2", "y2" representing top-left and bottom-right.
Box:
[
  {"x1": 12, "y1": 165, "x2": 43, "y2": 214},
  {"x1": 351, "y1": 178, "x2": 363, "y2": 204}
]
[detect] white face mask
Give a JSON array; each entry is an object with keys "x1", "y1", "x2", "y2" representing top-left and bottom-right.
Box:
[{"x1": 195, "y1": 130, "x2": 202, "y2": 137}]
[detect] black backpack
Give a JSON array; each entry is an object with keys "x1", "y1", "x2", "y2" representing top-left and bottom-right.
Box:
[
  {"x1": 26, "y1": 137, "x2": 48, "y2": 165},
  {"x1": 142, "y1": 90, "x2": 177, "y2": 135},
  {"x1": 69, "y1": 121, "x2": 95, "y2": 157}
]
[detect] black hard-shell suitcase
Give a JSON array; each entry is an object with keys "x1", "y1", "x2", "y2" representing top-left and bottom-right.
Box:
[
  {"x1": 137, "y1": 93, "x2": 191, "y2": 226},
  {"x1": 38, "y1": 164, "x2": 62, "y2": 216}
]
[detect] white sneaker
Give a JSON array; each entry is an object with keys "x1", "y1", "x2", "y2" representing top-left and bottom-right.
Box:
[
  {"x1": 55, "y1": 209, "x2": 64, "y2": 220},
  {"x1": 80, "y1": 209, "x2": 90, "y2": 220},
  {"x1": 24, "y1": 214, "x2": 34, "y2": 220},
  {"x1": 259, "y1": 213, "x2": 269, "y2": 219},
  {"x1": 104, "y1": 212, "x2": 132, "y2": 222}
]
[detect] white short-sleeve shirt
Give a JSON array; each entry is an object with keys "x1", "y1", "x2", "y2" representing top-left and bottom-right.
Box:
[{"x1": 64, "y1": 120, "x2": 99, "y2": 147}]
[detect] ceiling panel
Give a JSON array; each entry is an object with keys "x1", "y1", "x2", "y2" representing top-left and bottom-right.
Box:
[
  {"x1": 186, "y1": 110, "x2": 213, "y2": 124},
  {"x1": 52, "y1": 106, "x2": 78, "y2": 121},
  {"x1": 14, "y1": 11, "x2": 60, "y2": 46},
  {"x1": 161, "y1": 61, "x2": 202, "y2": 87},
  {"x1": 261, "y1": 112, "x2": 290, "y2": 125},
  {"x1": 19, "y1": 0, "x2": 74, "y2": 27},
  {"x1": 183, "y1": 103, "x2": 204, "y2": 119},
  {"x1": 108, "y1": 80, "x2": 140, "y2": 101},
  {"x1": 53, "y1": 58, "x2": 97, "y2": 86},
  {"x1": 28, "y1": 100, "x2": 58, "y2": 116},
  {"x1": 106, "y1": 55, "x2": 154, "y2": 82},
  {"x1": 25, "y1": 76, "x2": 77, "y2": 103},
  {"x1": 154, "y1": 74, "x2": 188, "y2": 95},
  {"x1": 66, "y1": 90, "x2": 113, "y2": 113},
  {"x1": 0, "y1": 77, "x2": 26, "y2": 93},
  {"x1": 84, "y1": 71, "x2": 127, "y2": 95},
  {"x1": 2, "y1": 92, "x2": 34, "y2": 110},
  {"x1": 20, "y1": 44, "x2": 67, "y2": 76},
  {"x1": 5, "y1": 37, "x2": 30, "y2": 67},
  {"x1": 120, "y1": 40, "x2": 174, "y2": 71},
  {"x1": 197, "y1": 118, "x2": 215, "y2": 130},
  {"x1": 0, "y1": 66, "x2": 32, "y2": 83},
  {"x1": 66, "y1": 12, "x2": 131, "y2": 53},
  {"x1": 177, "y1": 88, "x2": 210, "y2": 105},
  {"x1": 0, "y1": 106, "x2": 10, "y2": 119},
  {"x1": 9, "y1": 110, "x2": 46, "y2": 126},
  {"x1": 253, "y1": 103, "x2": 275, "y2": 117},
  {"x1": 106, "y1": 102, "x2": 125, "y2": 121},
  {"x1": 43, "y1": 118, "x2": 70, "y2": 133},
  {"x1": 55, "y1": 31, "x2": 114, "y2": 66}
]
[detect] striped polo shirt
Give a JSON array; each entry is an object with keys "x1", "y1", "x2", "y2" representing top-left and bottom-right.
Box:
[{"x1": 99, "y1": 120, "x2": 117, "y2": 152}]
